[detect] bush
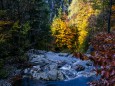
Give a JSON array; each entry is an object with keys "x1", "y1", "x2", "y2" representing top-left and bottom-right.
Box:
[{"x1": 0, "y1": 69, "x2": 9, "y2": 79}]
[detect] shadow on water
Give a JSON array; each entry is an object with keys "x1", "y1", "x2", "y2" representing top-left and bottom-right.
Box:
[
  {"x1": 46, "y1": 76, "x2": 99, "y2": 86},
  {"x1": 13, "y1": 75, "x2": 100, "y2": 86}
]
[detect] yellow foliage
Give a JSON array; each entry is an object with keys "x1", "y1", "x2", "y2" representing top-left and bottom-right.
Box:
[
  {"x1": 51, "y1": 16, "x2": 78, "y2": 50},
  {"x1": 0, "y1": 21, "x2": 12, "y2": 26},
  {"x1": 51, "y1": 0, "x2": 105, "y2": 52},
  {"x1": 67, "y1": 0, "x2": 103, "y2": 52},
  {"x1": 51, "y1": 17, "x2": 67, "y2": 47}
]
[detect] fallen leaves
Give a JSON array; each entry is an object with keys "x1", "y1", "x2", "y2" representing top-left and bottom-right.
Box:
[{"x1": 89, "y1": 32, "x2": 115, "y2": 86}]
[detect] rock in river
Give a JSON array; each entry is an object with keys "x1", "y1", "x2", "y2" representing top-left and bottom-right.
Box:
[{"x1": 23, "y1": 50, "x2": 96, "y2": 81}]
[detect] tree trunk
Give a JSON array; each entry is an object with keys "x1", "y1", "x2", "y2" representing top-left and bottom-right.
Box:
[
  {"x1": 107, "y1": 0, "x2": 112, "y2": 33},
  {"x1": 0, "y1": 0, "x2": 4, "y2": 9}
]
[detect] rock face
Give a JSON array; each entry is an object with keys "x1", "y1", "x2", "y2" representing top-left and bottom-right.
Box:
[{"x1": 24, "y1": 50, "x2": 96, "y2": 81}]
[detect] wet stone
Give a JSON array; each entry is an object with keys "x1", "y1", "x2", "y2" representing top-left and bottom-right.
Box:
[
  {"x1": 74, "y1": 65, "x2": 85, "y2": 71},
  {"x1": 86, "y1": 61, "x2": 93, "y2": 66}
]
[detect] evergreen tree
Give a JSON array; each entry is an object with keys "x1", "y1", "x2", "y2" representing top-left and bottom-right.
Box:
[
  {"x1": 29, "y1": 0, "x2": 50, "y2": 49},
  {"x1": 0, "y1": 0, "x2": 51, "y2": 71}
]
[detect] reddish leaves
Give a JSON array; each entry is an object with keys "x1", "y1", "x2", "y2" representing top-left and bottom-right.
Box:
[
  {"x1": 89, "y1": 32, "x2": 115, "y2": 86},
  {"x1": 73, "y1": 52, "x2": 89, "y2": 60}
]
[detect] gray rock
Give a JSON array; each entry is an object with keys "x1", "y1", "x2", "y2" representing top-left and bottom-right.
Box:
[
  {"x1": 41, "y1": 65, "x2": 50, "y2": 72},
  {"x1": 29, "y1": 69, "x2": 34, "y2": 74},
  {"x1": 58, "y1": 53, "x2": 69, "y2": 57},
  {"x1": 86, "y1": 60, "x2": 93, "y2": 66},
  {"x1": 24, "y1": 69, "x2": 27, "y2": 74},
  {"x1": 48, "y1": 69, "x2": 58, "y2": 80},
  {"x1": 32, "y1": 72, "x2": 41, "y2": 80},
  {"x1": 27, "y1": 49, "x2": 46, "y2": 55},
  {"x1": 32, "y1": 71, "x2": 37, "y2": 77},
  {"x1": 33, "y1": 65, "x2": 41, "y2": 71},
  {"x1": 49, "y1": 63, "x2": 58, "y2": 70},
  {"x1": 37, "y1": 50, "x2": 47, "y2": 54},
  {"x1": 57, "y1": 71, "x2": 64, "y2": 80},
  {"x1": 36, "y1": 73, "x2": 41, "y2": 80},
  {"x1": 25, "y1": 50, "x2": 96, "y2": 81},
  {"x1": 40, "y1": 72, "x2": 49, "y2": 80},
  {"x1": 86, "y1": 45, "x2": 94, "y2": 54},
  {"x1": 60, "y1": 64, "x2": 71, "y2": 70},
  {"x1": 61, "y1": 70, "x2": 76, "y2": 79},
  {"x1": 74, "y1": 65, "x2": 85, "y2": 71},
  {"x1": 57, "y1": 61, "x2": 67, "y2": 68},
  {"x1": 30, "y1": 55, "x2": 49, "y2": 66}
]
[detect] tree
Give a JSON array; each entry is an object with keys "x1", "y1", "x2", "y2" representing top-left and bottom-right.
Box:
[
  {"x1": 0, "y1": 0, "x2": 51, "y2": 65},
  {"x1": 68, "y1": 0, "x2": 96, "y2": 52},
  {"x1": 107, "y1": 0, "x2": 112, "y2": 33},
  {"x1": 68, "y1": 0, "x2": 111, "y2": 52},
  {"x1": 51, "y1": 12, "x2": 78, "y2": 51},
  {"x1": 28, "y1": 0, "x2": 50, "y2": 49}
]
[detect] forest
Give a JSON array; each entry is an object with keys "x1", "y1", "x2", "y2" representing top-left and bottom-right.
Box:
[{"x1": 0, "y1": 0, "x2": 115, "y2": 86}]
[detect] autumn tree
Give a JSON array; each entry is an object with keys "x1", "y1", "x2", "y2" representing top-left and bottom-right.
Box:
[
  {"x1": 51, "y1": 12, "x2": 78, "y2": 51},
  {"x1": 68, "y1": 0, "x2": 110, "y2": 52}
]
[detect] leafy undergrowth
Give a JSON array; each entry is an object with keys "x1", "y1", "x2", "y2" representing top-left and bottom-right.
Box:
[
  {"x1": 74, "y1": 32, "x2": 115, "y2": 86},
  {"x1": 88, "y1": 32, "x2": 115, "y2": 86}
]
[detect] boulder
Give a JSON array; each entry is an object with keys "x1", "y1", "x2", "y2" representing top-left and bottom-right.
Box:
[
  {"x1": 49, "y1": 63, "x2": 58, "y2": 70},
  {"x1": 73, "y1": 65, "x2": 85, "y2": 71},
  {"x1": 24, "y1": 68, "x2": 31, "y2": 74},
  {"x1": 41, "y1": 65, "x2": 50, "y2": 72},
  {"x1": 86, "y1": 45, "x2": 94, "y2": 54},
  {"x1": 48, "y1": 69, "x2": 58, "y2": 80},
  {"x1": 57, "y1": 71, "x2": 64, "y2": 80},
  {"x1": 32, "y1": 72, "x2": 41, "y2": 80},
  {"x1": 30, "y1": 55, "x2": 49, "y2": 66},
  {"x1": 58, "y1": 53, "x2": 69, "y2": 57},
  {"x1": 33, "y1": 65, "x2": 41, "y2": 72},
  {"x1": 61, "y1": 70, "x2": 76, "y2": 79},
  {"x1": 25, "y1": 50, "x2": 96, "y2": 81},
  {"x1": 60, "y1": 64, "x2": 71, "y2": 70},
  {"x1": 86, "y1": 60, "x2": 93, "y2": 66},
  {"x1": 57, "y1": 61, "x2": 67, "y2": 68},
  {"x1": 40, "y1": 72, "x2": 49, "y2": 80}
]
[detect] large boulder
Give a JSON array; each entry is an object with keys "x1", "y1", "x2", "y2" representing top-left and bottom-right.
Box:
[
  {"x1": 48, "y1": 69, "x2": 58, "y2": 80},
  {"x1": 30, "y1": 70, "x2": 65, "y2": 81},
  {"x1": 49, "y1": 63, "x2": 58, "y2": 70},
  {"x1": 30, "y1": 55, "x2": 49, "y2": 66},
  {"x1": 40, "y1": 72, "x2": 49, "y2": 80}
]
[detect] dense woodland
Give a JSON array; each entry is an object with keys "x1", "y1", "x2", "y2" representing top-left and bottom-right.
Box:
[{"x1": 0, "y1": 0, "x2": 115, "y2": 85}]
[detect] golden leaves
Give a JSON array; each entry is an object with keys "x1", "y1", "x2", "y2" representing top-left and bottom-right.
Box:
[{"x1": 0, "y1": 21, "x2": 12, "y2": 26}]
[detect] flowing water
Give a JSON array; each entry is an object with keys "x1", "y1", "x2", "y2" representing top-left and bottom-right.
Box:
[
  {"x1": 13, "y1": 50, "x2": 100, "y2": 86},
  {"x1": 13, "y1": 75, "x2": 100, "y2": 86}
]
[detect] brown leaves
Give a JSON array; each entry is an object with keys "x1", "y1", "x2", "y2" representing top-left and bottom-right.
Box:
[
  {"x1": 89, "y1": 32, "x2": 115, "y2": 86},
  {"x1": 73, "y1": 52, "x2": 89, "y2": 60}
]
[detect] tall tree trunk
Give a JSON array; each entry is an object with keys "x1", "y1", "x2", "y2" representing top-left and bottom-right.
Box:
[
  {"x1": 0, "y1": 0, "x2": 4, "y2": 9},
  {"x1": 107, "y1": 0, "x2": 112, "y2": 33}
]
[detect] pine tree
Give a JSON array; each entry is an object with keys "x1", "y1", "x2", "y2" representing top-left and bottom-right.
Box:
[{"x1": 28, "y1": 0, "x2": 50, "y2": 49}]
